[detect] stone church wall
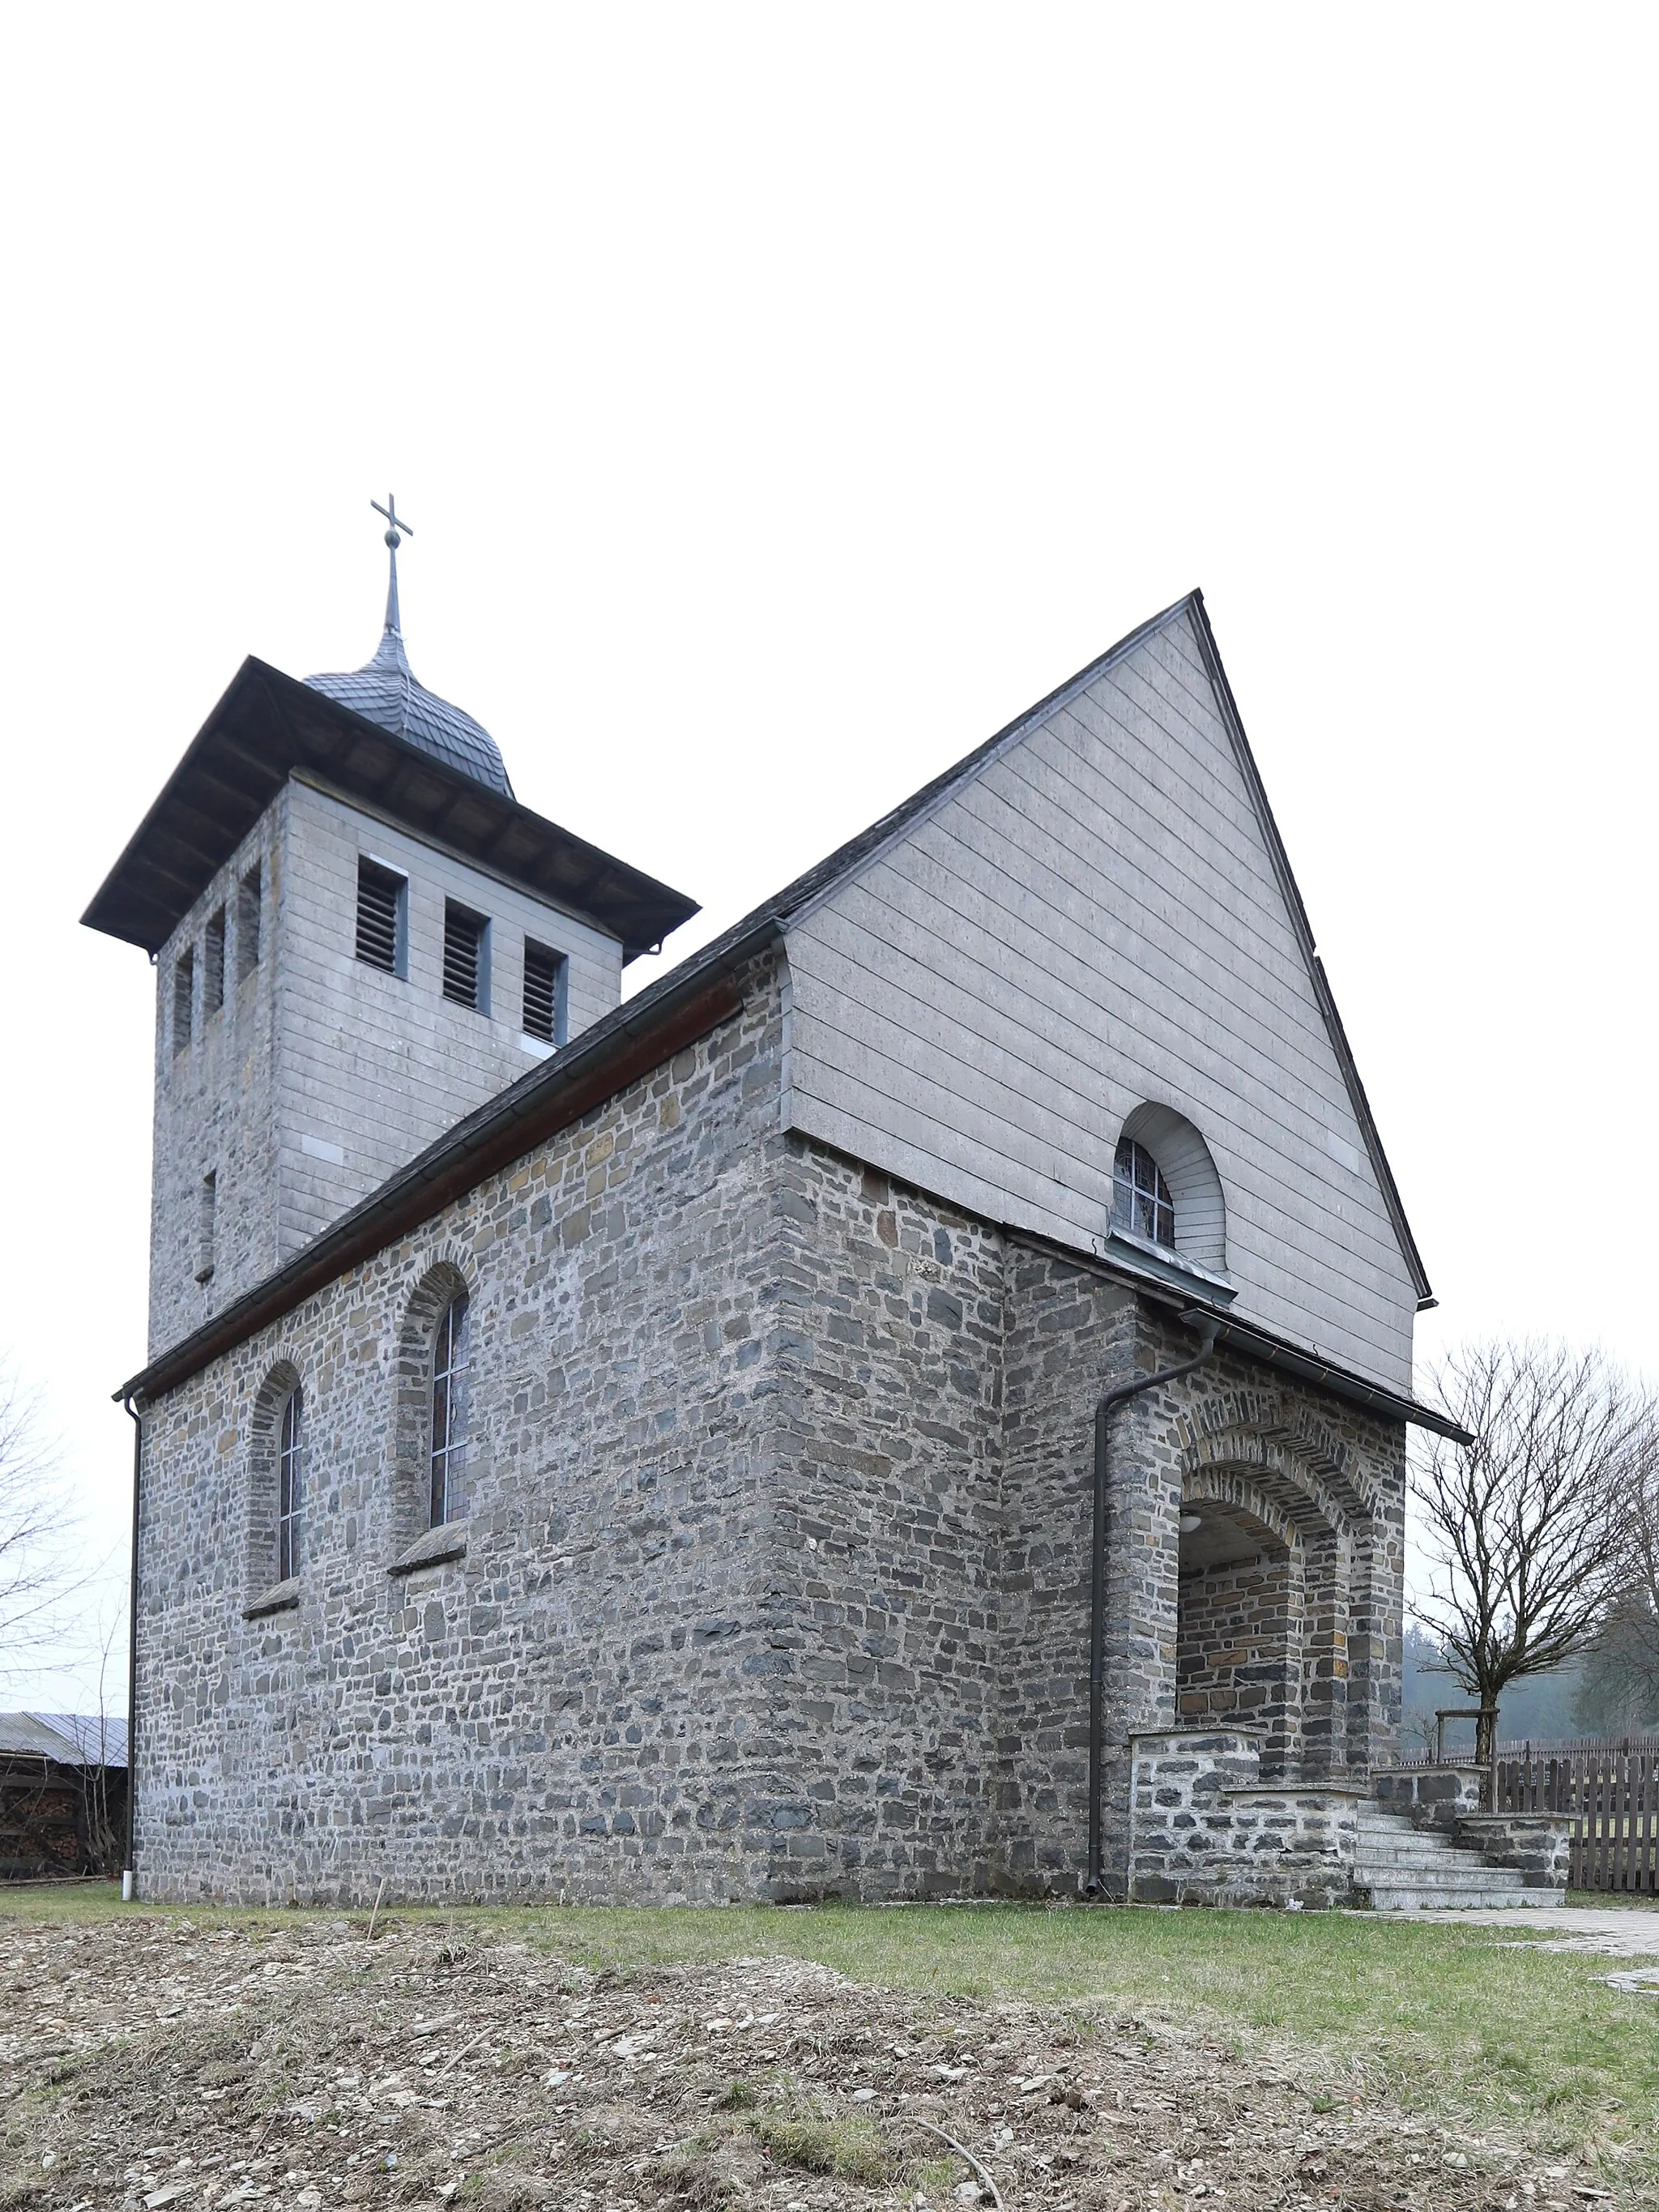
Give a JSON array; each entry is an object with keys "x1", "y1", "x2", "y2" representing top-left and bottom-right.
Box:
[
  {"x1": 146, "y1": 779, "x2": 632, "y2": 1365},
  {"x1": 1176, "y1": 1557, "x2": 1296, "y2": 1748},
  {"x1": 134, "y1": 950, "x2": 805, "y2": 1905},
  {"x1": 133, "y1": 936, "x2": 1409, "y2": 1907},
  {"x1": 745, "y1": 1142, "x2": 1009, "y2": 1898}
]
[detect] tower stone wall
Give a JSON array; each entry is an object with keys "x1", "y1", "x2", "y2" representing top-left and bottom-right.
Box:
[
  {"x1": 147, "y1": 776, "x2": 628, "y2": 1360},
  {"x1": 133, "y1": 954, "x2": 791, "y2": 1902},
  {"x1": 147, "y1": 808, "x2": 284, "y2": 1359}
]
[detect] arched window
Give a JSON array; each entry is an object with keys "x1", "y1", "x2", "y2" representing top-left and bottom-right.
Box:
[
  {"x1": 429, "y1": 1292, "x2": 469, "y2": 1528},
  {"x1": 277, "y1": 1386, "x2": 303, "y2": 1581},
  {"x1": 1113, "y1": 1137, "x2": 1175, "y2": 1249}
]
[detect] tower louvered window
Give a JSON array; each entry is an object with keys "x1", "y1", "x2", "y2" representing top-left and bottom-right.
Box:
[
  {"x1": 443, "y1": 902, "x2": 488, "y2": 1011},
  {"x1": 522, "y1": 938, "x2": 568, "y2": 1045},
  {"x1": 277, "y1": 1386, "x2": 303, "y2": 1582},
  {"x1": 237, "y1": 865, "x2": 261, "y2": 982},
  {"x1": 356, "y1": 858, "x2": 404, "y2": 974},
  {"x1": 203, "y1": 907, "x2": 226, "y2": 1017},
  {"x1": 173, "y1": 947, "x2": 194, "y2": 1055}
]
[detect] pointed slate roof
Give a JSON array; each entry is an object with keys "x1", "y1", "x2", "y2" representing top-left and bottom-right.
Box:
[{"x1": 303, "y1": 546, "x2": 514, "y2": 797}]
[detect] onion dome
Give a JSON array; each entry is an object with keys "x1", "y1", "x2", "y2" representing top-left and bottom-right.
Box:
[{"x1": 305, "y1": 499, "x2": 514, "y2": 798}]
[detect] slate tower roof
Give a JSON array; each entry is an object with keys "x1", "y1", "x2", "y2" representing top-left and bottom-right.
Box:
[
  {"x1": 303, "y1": 531, "x2": 514, "y2": 796},
  {"x1": 81, "y1": 498, "x2": 697, "y2": 959}
]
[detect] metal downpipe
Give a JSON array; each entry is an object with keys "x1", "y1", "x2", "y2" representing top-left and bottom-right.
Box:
[
  {"x1": 1085, "y1": 1313, "x2": 1219, "y2": 1897},
  {"x1": 122, "y1": 1397, "x2": 142, "y2": 1901}
]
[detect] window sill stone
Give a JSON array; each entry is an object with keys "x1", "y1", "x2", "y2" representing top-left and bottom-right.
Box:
[
  {"x1": 243, "y1": 1577, "x2": 301, "y2": 1619},
  {"x1": 388, "y1": 1519, "x2": 471, "y2": 1577},
  {"x1": 1102, "y1": 1225, "x2": 1236, "y2": 1307}
]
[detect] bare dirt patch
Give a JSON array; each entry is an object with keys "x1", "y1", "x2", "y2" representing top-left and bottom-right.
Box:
[{"x1": 0, "y1": 1911, "x2": 1631, "y2": 2210}]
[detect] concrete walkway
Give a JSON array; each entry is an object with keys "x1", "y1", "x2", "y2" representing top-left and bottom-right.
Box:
[{"x1": 1371, "y1": 1902, "x2": 1659, "y2": 1961}]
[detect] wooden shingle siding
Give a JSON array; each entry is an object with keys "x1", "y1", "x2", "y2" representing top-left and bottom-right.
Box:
[{"x1": 782, "y1": 604, "x2": 1417, "y2": 1392}]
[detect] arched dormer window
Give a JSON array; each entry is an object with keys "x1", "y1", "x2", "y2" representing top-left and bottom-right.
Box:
[
  {"x1": 277, "y1": 1385, "x2": 303, "y2": 1579},
  {"x1": 429, "y1": 1292, "x2": 469, "y2": 1528},
  {"x1": 1110, "y1": 1104, "x2": 1228, "y2": 1275},
  {"x1": 1114, "y1": 1138, "x2": 1175, "y2": 1249}
]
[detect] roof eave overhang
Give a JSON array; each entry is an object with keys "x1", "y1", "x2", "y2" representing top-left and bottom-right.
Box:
[
  {"x1": 1009, "y1": 1223, "x2": 1468, "y2": 1443},
  {"x1": 80, "y1": 656, "x2": 699, "y2": 963}
]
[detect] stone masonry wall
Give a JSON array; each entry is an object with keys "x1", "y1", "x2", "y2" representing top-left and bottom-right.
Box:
[
  {"x1": 993, "y1": 1252, "x2": 1138, "y2": 1894},
  {"x1": 147, "y1": 776, "x2": 632, "y2": 1364},
  {"x1": 1128, "y1": 1728, "x2": 1362, "y2": 1908},
  {"x1": 1176, "y1": 1556, "x2": 1295, "y2": 1760},
  {"x1": 752, "y1": 1147, "x2": 1008, "y2": 1898},
  {"x1": 134, "y1": 939, "x2": 1410, "y2": 1908},
  {"x1": 1455, "y1": 1813, "x2": 1572, "y2": 1890},
  {"x1": 134, "y1": 953, "x2": 795, "y2": 1904}
]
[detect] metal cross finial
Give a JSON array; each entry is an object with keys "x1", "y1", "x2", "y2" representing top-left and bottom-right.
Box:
[{"x1": 372, "y1": 494, "x2": 414, "y2": 549}]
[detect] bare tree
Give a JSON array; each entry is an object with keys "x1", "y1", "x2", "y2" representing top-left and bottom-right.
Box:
[
  {"x1": 75, "y1": 1602, "x2": 130, "y2": 1876},
  {"x1": 1413, "y1": 1340, "x2": 1638, "y2": 1766},
  {"x1": 0, "y1": 1365, "x2": 80, "y2": 1681},
  {"x1": 1574, "y1": 1419, "x2": 1659, "y2": 1731}
]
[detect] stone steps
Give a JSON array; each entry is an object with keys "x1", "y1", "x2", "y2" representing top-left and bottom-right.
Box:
[{"x1": 1353, "y1": 1805, "x2": 1543, "y2": 1911}]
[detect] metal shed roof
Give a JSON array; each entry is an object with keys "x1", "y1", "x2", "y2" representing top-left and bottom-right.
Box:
[{"x1": 0, "y1": 1714, "x2": 128, "y2": 1766}]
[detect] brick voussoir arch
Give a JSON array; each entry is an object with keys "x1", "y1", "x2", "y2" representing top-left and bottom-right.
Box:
[
  {"x1": 1180, "y1": 1465, "x2": 1305, "y2": 1553},
  {"x1": 1182, "y1": 1390, "x2": 1385, "y2": 1527},
  {"x1": 1178, "y1": 1420, "x2": 1363, "y2": 1544}
]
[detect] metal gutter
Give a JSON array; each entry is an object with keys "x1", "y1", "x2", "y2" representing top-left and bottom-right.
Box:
[
  {"x1": 1004, "y1": 1219, "x2": 1466, "y2": 1444},
  {"x1": 1205, "y1": 1310, "x2": 1469, "y2": 1445},
  {"x1": 121, "y1": 1399, "x2": 140, "y2": 1900}
]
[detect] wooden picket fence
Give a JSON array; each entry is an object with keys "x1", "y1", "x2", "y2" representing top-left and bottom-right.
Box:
[{"x1": 1491, "y1": 1740, "x2": 1659, "y2": 1894}]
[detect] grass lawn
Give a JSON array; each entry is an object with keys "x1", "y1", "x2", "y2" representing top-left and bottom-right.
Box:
[{"x1": 6, "y1": 1885, "x2": 1657, "y2": 2178}]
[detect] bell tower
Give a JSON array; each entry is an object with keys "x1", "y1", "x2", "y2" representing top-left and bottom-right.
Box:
[{"x1": 84, "y1": 498, "x2": 698, "y2": 1360}]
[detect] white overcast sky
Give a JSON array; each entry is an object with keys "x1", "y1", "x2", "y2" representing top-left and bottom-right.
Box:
[{"x1": 1, "y1": 6, "x2": 1654, "y2": 1703}]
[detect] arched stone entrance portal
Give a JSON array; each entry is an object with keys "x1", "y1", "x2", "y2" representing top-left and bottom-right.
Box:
[{"x1": 1175, "y1": 1439, "x2": 1365, "y2": 1785}]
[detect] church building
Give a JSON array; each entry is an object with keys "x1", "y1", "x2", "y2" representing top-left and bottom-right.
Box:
[{"x1": 86, "y1": 513, "x2": 1467, "y2": 1907}]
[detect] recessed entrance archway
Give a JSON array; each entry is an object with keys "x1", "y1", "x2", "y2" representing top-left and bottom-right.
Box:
[{"x1": 1176, "y1": 1493, "x2": 1298, "y2": 1777}]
